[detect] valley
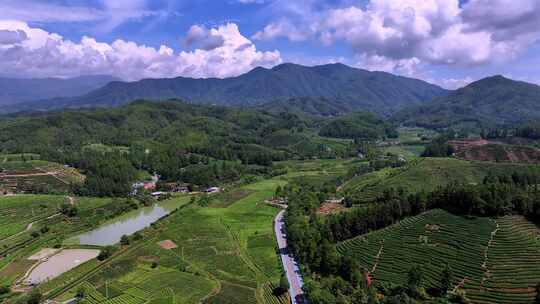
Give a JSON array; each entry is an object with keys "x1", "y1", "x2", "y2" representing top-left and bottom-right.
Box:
[{"x1": 2, "y1": 65, "x2": 540, "y2": 304}]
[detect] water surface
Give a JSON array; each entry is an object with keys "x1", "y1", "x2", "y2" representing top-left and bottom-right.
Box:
[{"x1": 72, "y1": 199, "x2": 184, "y2": 246}]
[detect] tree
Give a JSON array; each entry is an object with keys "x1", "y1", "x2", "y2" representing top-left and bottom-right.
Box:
[
  {"x1": 97, "y1": 246, "x2": 114, "y2": 261},
  {"x1": 120, "y1": 235, "x2": 130, "y2": 246},
  {"x1": 59, "y1": 203, "x2": 78, "y2": 217},
  {"x1": 277, "y1": 274, "x2": 289, "y2": 295},
  {"x1": 440, "y1": 263, "x2": 453, "y2": 295},
  {"x1": 0, "y1": 285, "x2": 9, "y2": 295},
  {"x1": 26, "y1": 290, "x2": 42, "y2": 304},
  {"x1": 407, "y1": 265, "x2": 424, "y2": 291}
]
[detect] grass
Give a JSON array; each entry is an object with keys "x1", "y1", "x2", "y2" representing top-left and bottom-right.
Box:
[
  {"x1": 337, "y1": 209, "x2": 540, "y2": 303},
  {"x1": 342, "y1": 157, "x2": 540, "y2": 203}
]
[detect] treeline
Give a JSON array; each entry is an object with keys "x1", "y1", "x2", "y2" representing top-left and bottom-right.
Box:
[
  {"x1": 421, "y1": 133, "x2": 455, "y2": 157},
  {"x1": 319, "y1": 112, "x2": 397, "y2": 140},
  {"x1": 284, "y1": 170, "x2": 540, "y2": 303},
  {"x1": 480, "y1": 122, "x2": 540, "y2": 140}
]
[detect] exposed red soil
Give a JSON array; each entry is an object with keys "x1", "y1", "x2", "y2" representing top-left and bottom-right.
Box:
[
  {"x1": 449, "y1": 138, "x2": 540, "y2": 164},
  {"x1": 157, "y1": 240, "x2": 178, "y2": 250},
  {"x1": 318, "y1": 202, "x2": 345, "y2": 215},
  {"x1": 448, "y1": 139, "x2": 489, "y2": 153}
]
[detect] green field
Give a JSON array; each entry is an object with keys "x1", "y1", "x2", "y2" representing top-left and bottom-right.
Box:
[
  {"x1": 342, "y1": 157, "x2": 540, "y2": 203},
  {"x1": 337, "y1": 209, "x2": 540, "y2": 304},
  {"x1": 24, "y1": 178, "x2": 293, "y2": 304},
  {"x1": 0, "y1": 159, "x2": 84, "y2": 193}
]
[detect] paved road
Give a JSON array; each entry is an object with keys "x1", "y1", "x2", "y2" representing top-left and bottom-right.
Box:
[{"x1": 274, "y1": 210, "x2": 307, "y2": 304}]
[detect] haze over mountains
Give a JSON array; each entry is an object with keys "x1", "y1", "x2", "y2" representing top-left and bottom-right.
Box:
[
  {"x1": 4, "y1": 63, "x2": 447, "y2": 115},
  {"x1": 0, "y1": 75, "x2": 119, "y2": 106}
]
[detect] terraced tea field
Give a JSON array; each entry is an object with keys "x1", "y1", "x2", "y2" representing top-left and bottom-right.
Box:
[
  {"x1": 337, "y1": 209, "x2": 540, "y2": 303},
  {"x1": 342, "y1": 158, "x2": 540, "y2": 203}
]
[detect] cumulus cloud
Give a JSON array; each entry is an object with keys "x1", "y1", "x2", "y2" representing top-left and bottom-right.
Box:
[
  {"x1": 256, "y1": 0, "x2": 540, "y2": 73},
  {"x1": 0, "y1": 21, "x2": 282, "y2": 80},
  {"x1": 184, "y1": 25, "x2": 225, "y2": 50},
  {"x1": 0, "y1": 29, "x2": 27, "y2": 44}
]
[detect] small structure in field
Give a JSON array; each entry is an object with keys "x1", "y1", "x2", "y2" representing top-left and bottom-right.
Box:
[
  {"x1": 205, "y1": 187, "x2": 221, "y2": 194},
  {"x1": 158, "y1": 240, "x2": 178, "y2": 250}
]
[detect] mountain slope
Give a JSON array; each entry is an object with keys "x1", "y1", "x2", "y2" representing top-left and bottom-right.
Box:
[
  {"x1": 9, "y1": 63, "x2": 447, "y2": 114},
  {"x1": 257, "y1": 97, "x2": 354, "y2": 117},
  {"x1": 0, "y1": 75, "x2": 119, "y2": 106},
  {"x1": 395, "y1": 76, "x2": 540, "y2": 129}
]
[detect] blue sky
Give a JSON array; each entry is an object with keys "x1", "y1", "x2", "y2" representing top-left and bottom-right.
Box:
[{"x1": 0, "y1": 0, "x2": 539, "y2": 89}]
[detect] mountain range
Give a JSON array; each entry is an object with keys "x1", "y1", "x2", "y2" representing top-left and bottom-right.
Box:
[
  {"x1": 395, "y1": 76, "x2": 540, "y2": 129},
  {"x1": 4, "y1": 63, "x2": 448, "y2": 115},
  {"x1": 0, "y1": 75, "x2": 119, "y2": 106}
]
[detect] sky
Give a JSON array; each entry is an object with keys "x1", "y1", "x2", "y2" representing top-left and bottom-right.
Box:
[{"x1": 0, "y1": 0, "x2": 539, "y2": 89}]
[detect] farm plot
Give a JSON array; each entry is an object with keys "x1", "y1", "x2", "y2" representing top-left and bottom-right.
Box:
[
  {"x1": 0, "y1": 160, "x2": 83, "y2": 193},
  {"x1": 464, "y1": 216, "x2": 540, "y2": 304},
  {"x1": 342, "y1": 158, "x2": 540, "y2": 203},
  {"x1": 0, "y1": 194, "x2": 66, "y2": 239},
  {"x1": 337, "y1": 209, "x2": 540, "y2": 303}
]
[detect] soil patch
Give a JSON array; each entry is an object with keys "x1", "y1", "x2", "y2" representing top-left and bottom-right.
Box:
[
  {"x1": 27, "y1": 248, "x2": 60, "y2": 260},
  {"x1": 318, "y1": 202, "x2": 345, "y2": 215},
  {"x1": 158, "y1": 240, "x2": 178, "y2": 250}
]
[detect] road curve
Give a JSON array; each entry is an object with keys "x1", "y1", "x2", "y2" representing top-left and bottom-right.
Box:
[{"x1": 274, "y1": 210, "x2": 308, "y2": 304}]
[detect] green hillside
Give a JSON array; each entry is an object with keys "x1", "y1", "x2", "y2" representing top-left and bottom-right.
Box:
[
  {"x1": 396, "y1": 76, "x2": 540, "y2": 130},
  {"x1": 342, "y1": 157, "x2": 540, "y2": 203},
  {"x1": 337, "y1": 209, "x2": 540, "y2": 304}
]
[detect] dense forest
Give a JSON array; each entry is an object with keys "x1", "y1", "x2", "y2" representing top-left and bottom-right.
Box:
[{"x1": 0, "y1": 100, "x2": 395, "y2": 196}]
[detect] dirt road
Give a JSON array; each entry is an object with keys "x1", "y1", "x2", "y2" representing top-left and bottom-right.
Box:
[{"x1": 274, "y1": 210, "x2": 308, "y2": 304}]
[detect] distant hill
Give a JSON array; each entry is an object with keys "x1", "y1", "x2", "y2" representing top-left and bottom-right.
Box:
[
  {"x1": 257, "y1": 97, "x2": 354, "y2": 117},
  {"x1": 396, "y1": 76, "x2": 540, "y2": 129},
  {"x1": 7, "y1": 63, "x2": 447, "y2": 114},
  {"x1": 0, "y1": 75, "x2": 119, "y2": 106}
]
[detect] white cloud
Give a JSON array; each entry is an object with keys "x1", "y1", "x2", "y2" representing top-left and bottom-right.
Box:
[
  {"x1": 184, "y1": 25, "x2": 225, "y2": 50},
  {"x1": 0, "y1": 21, "x2": 282, "y2": 80},
  {"x1": 256, "y1": 0, "x2": 540, "y2": 69},
  {"x1": 253, "y1": 19, "x2": 310, "y2": 42}
]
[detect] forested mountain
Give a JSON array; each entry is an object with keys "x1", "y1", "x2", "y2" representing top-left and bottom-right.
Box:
[
  {"x1": 396, "y1": 76, "x2": 540, "y2": 129},
  {"x1": 257, "y1": 97, "x2": 353, "y2": 117},
  {"x1": 0, "y1": 99, "x2": 394, "y2": 161},
  {"x1": 0, "y1": 75, "x2": 118, "y2": 106},
  {"x1": 7, "y1": 63, "x2": 447, "y2": 114}
]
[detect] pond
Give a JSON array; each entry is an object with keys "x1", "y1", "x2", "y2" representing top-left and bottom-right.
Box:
[{"x1": 70, "y1": 199, "x2": 185, "y2": 246}]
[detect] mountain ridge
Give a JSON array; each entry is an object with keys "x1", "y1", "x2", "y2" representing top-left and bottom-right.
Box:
[
  {"x1": 0, "y1": 75, "x2": 119, "y2": 106},
  {"x1": 395, "y1": 75, "x2": 540, "y2": 129},
  {"x1": 5, "y1": 63, "x2": 448, "y2": 114}
]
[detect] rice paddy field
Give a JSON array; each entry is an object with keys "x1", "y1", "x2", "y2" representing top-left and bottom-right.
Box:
[
  {"x1": 342, "y1": 157, "x2": 540, "y2": 203},
  {"x1": 337, "y1": 209, "x2": 540, "y2": 304}
]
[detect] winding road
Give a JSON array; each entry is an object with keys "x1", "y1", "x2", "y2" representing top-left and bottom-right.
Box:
[{"x1": 274, "y1": 210, "x2": 308, "y2": 304}]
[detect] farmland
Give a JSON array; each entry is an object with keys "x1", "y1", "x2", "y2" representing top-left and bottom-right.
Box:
[
  {"x1": 35, "y1": 178, "x2": 291, "y2": 304},
  {"x1": 0, "y1": 158, "x2": 84, "y2": 193},
  {"x1": 342, "y1": 157, "x2": 540, "y2": 203},
  {"x1": 337, "y1": 209, "x2": 540, "y2": 303}
]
